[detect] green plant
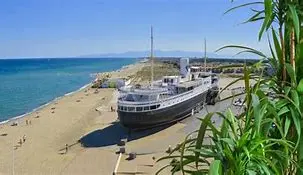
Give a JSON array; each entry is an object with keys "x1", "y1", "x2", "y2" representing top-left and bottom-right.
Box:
[
  {"x1": 157, "y1": 0, "x2": 303, "y2": 174},
  {"x1": 157, "y1": 65, "x2": 298, "y2": 174}
]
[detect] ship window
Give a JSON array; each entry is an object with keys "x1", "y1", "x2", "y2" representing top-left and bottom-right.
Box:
[
  {"x1": 125, "y1": 94, "x2": 135, "y2": 101},
  {"x1": 159, "y1": 94, "x2": 168, "y2": 99},
  {"x1": 118, "y1": 106, "x2": 122, "y2": 110},
  {"x1": 126, "y1": 94, "x2": 150, "y2": 102},
  {"x1": 122, "y1": 106, "x2": 127, "y2": 111},
  {"x1": 188, "y1": 86, "x2": 193, "y2": 91},
  {"x1": 136, "y1": 107, "x2": 143, "y2": 111},
  {"x1": 150, "y1": 105, "x2": 157, "y2": 110},
  {"x1": 156, "y1": 104, "x2": 160, "y2": 108},
  {"x1": 144, "y1": 106, "x2": 149, "y2": 111},
  {"x1": 128, "y1": 107, "x2": 135, "y2": 112},
  {"x1": 149, "y1": 95, "x2": 158, "y2": 101}
]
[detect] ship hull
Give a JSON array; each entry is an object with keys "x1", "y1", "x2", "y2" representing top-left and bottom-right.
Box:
[{"x1": 118, "y1": 90, "x2": 211, "y2": 128}]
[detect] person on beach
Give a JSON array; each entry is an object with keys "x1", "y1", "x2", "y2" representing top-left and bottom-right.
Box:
[
  {"x1": 23, "y1": 135, "x2": 26, "y2": 143},
  {"x1": 65, "y1": 144, "x2": 68, "y2": 154},
  {"x1": 26, "y1": 120, "x2": 28, "y2": 125}
]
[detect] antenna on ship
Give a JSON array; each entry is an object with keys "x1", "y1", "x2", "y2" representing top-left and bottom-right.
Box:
[
  {"x1": 204, "y1": 38, "x2": 207, "y2": 72},
  {"x1": 150, "y1": 26, "x2": 154, "y2": 88}
]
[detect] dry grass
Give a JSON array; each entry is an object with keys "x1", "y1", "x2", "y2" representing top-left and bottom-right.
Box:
[{"x1": 131, "y1": 61, "x2": 179, "y2": 85}]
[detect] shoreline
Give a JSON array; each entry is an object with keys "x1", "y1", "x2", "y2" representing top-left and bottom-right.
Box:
[
  {"x1": 0, "y1": 61, "x2": 145, "y2": 174},
  {"x1": 0, "y1": 61, "x2": 137, "y2": 126},
  {"x1": 0, "y1": 83, "x2": 92, "y2": 126}
]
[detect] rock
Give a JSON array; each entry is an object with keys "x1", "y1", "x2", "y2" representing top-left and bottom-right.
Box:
[{"x1": 128, "y1": 152, "x2": 136, "y2": 160}]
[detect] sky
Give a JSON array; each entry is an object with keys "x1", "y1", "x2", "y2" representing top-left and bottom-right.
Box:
[{"x1": 0, "y1": 0, "x2": 269, "y2": 58}]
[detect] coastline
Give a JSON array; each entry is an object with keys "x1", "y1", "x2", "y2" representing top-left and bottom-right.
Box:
[
  {"x1": 0, "y1": 83, "x2": 92, "y2": 126},
  {"x1": 0, "y1": 61, "x2": 137, "y2": 126},
  {"x1": 0, "y1": 61, "x2": 146, "y2": 174}
]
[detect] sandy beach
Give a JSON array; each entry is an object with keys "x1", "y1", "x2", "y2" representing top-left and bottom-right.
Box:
[
  {"x1": 0, "y1": 61, "x2": 246, "y2": 175},
  {"x1": 0, "y1": 62, "x2": 145, "y2": 174}
]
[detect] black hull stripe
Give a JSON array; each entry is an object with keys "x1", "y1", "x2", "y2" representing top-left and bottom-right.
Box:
[{"x1": 118, "y1": 91, "x2": 208, "y2": 128}]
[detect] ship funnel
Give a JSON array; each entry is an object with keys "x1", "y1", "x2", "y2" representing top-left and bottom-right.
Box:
[{"x1": 180, "y1": 58, "x2": 190, "y2": 78}]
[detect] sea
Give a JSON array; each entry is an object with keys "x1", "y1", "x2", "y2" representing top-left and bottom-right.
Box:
[{"x1": 0, "y1": 58, "x2": 136, "y2": 123}]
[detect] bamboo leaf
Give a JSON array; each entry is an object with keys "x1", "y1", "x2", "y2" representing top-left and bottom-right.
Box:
[
  {"x1": 219, "y1": 92, "x2": 246, "y2": 102},
  {"x1": 233, "y1": 50, "x2": 267, "y2": 58},
  {"x1": 242, "y1": 9, "x2": 265, "y2": 24},
  {"x1": 285, "y1": 63, "x2": 297, "y2": 86},
  {"x1": 180, "y1": 134, "x2": 187, "y2": 175},
  {"x1": 258, "y1": 0, "x2": 272, "y2": 40},
  {"x1": 219, "y1": 138, "x2": 235, "y2": 148},
  {"x1": 209, "y1": 160, "x2": 222, "y2": 175},
  {"x1": 288, "y1": 5, "x2": 300, "y2": 42},
  {"x1": 243, "y1": 146, "x2": 251, "y2": 161},
  {"x1": 190, "y1": 148, "x2": 217, "y2": 158},
  {"x1": 244, "y1": 65, "x2": 251, "y2": 111},
  {"x1": 238, "y1": 132, "x2": 250, "y2": 148},
  {"x1": 218, "y1": 76, "x2": 244, "y2": 94},
  {"x1": 224, "y1": 2, "x2": 264, "y2": 15},
  {"x1": 291, "y1": 89, "x2": 300, "y2": 108},
  {"x1": 289, "y1": 106, "x2": 301, "y2": 149},
  {"x1": 271, "y1": 28, "x2": 282, "y2": 62},
  {"x1": 243, "y1": 16, "x2": 265, "y2": 24},
  {"x1": 251, "y1": 93, "x2": 260, "y2": 108},
  {"x1": 195, "y1": 113, "x2": 214, "y2": 167},
  {"x1": 268, "y1": 33, "x2": 277, "y2": 62},
  {"x1": 297, "y1": 79, "x2": 303, "y2": 95},
  {"x1": 277, "y1": 106, "x2": 290, "y2": 116},
  {"x1": 216, "y1": 45, "x2": 267, "y2": 58},
  {"x1": 276, "y1": 93, "x2": 302, "y2": 116},
  {"x1": 284, "y1": 86, "x2": 291, "y2": 96},
  {"x1": 284, "y1": 115, "x2": 291, "y2": 138},
  {"x1": 226, "y1": 108, "x2": 238, "y2": 139},
  {"x1": 275, "y1": 99, "x2": 289, "y2": 109},
  {"x1": 155, "y1": 164, "x2": 172, "y2": 175},
  {"x1": 247, "y1": 170, "x2": 257, "y2": 175}
]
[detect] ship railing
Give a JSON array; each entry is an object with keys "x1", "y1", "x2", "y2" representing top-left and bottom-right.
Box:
[
  {"x1": 118, "y1": 86, "x2": 208, "y2": 105},
  {"x1": 118, "y1": 100, "x2": 159, "y2": 106}
]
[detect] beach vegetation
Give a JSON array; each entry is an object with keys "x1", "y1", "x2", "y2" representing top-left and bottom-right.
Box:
[{"x1": 157, "y1": 0, "x2": 303, "y2": 174}]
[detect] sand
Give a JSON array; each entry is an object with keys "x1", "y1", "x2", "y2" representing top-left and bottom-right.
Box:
[
  {"x1": 0, "y1": 62, "x2": 247, "y2": 175},
  {"x1": 0, "y1": 63, "x2": 144, "y2": 175}
]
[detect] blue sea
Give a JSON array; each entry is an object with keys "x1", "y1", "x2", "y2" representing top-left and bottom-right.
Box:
[{"x1": 0, "y1": 58, "x2": 136, "y2": 123}]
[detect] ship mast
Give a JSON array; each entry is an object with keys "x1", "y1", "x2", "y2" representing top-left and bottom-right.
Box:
[
  {"x1": 204, "y1": 38, "x2": 207, "y2": 72},
  {"x1": 150, "y1": 26, "x2": 154, "y2": 88}
]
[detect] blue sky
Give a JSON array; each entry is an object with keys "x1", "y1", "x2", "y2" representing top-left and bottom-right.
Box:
[{"x1": 0, "y1": 0, "x2": 268, "y2": 58}]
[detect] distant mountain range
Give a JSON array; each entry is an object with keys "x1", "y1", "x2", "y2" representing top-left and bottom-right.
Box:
[
  {"x1": 80, "y1": 50, "x2": 231, "y2": 58},
  {"x1": 79, "y1": 50, "x2": 262, "y2": 60}
]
